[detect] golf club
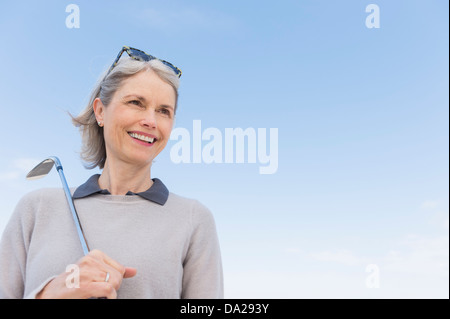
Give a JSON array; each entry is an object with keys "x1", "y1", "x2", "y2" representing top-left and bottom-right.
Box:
[{"x1": 26, "y1": 156, "x2": 90, "y2": 256}]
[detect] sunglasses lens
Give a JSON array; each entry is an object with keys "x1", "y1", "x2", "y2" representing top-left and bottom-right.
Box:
[
  {"x1": 122, "y1": 47, "x2": 181, "y2": 77},
  {"x1": 161, "y1": 61, "x2": 181, "y2": 77},
  {"x1": 129, "y1": 49, "x2": 152, "y2": 62}
]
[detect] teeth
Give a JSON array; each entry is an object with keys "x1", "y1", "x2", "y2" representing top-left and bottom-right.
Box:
[{"x1": 129, "y1": 132, "x2": 155, "y2": 143}]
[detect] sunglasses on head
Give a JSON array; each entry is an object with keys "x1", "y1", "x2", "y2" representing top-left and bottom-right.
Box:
[{"x1": 105, "y1": 45, "x2": 182, "y2": 78}]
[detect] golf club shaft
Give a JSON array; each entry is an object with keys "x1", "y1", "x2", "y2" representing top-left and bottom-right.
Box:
[{"x1": 55, "y1": 166, "x2": 90, "y2": 256}]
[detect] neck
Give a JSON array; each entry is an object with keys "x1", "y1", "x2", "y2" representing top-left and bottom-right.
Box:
[{"x1": 98, "y1": 159, "x2": 153, "y2": 195}]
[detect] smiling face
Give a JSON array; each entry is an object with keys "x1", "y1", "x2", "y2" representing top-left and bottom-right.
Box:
[{"x1": 93, "y1": 69, "x2": 176, "y2": 168}]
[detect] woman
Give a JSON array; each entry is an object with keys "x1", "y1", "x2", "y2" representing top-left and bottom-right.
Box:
[{"x1": 0, "y1": 46, "x2": 223, "y2": 299}]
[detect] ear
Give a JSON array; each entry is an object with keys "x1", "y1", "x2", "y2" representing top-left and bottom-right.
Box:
[{"x1": 93, "y1": 98, "x2": 105, "y2": 124}]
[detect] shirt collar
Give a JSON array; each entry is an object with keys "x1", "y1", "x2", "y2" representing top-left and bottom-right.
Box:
[{"x1": 73, "y1": 174, "x2": 169, "y2": 205}]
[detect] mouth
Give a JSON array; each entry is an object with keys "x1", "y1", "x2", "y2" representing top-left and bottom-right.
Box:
[{"x1": 128, "y1": 132, "x2": 157, "y2": 145}]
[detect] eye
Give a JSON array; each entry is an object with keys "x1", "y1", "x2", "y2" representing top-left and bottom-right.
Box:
[
  {"x1": 129, "y1": 99, "x2": 141, "y2": 106},
  {"x1": 128, "y1": 99, "x2": 146, "y2": 109},
  {"x1": 158, "y1": 108, "x2": 172, "y2": 117}
]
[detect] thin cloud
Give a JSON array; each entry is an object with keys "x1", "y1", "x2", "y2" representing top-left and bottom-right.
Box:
[
  {"x1": 429, "y1": 210, "x2": 450, "y2": 230},
  {"x1": 421, "y1": 200, "x2": 439, "y2": 209},
  {"x1": 309, "y1": 249, "x2": 366, "y2": 267},
  {"x1": 307, "y1": 231, "x2": 449, "y2": 278},
  {"x1": 0, "y1": 171, "x2": 20, "y2": 181},
  {"x1": 0, "y1": 158, "x2": 39, "y2": 181},
  {"x1": 283, "y1": 247, "x2": 302, "y2": 254},
  {"x1": 384, "y1": 234, "x2": 449, "y2": 277}
]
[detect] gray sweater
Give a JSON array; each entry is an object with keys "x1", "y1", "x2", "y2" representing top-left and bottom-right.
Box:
[{"x1": 0, "y1": 177, "x2": 223, "y2": 299}]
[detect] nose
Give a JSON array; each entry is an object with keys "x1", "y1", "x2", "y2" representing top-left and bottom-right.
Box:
[{"x1": 140, "y1": 109, "x2": 157, "y2": 129}]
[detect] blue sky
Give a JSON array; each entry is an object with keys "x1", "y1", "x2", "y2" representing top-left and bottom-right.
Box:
[{"x1": 0, "y1": 0, "x2": 448, "y2": 298}]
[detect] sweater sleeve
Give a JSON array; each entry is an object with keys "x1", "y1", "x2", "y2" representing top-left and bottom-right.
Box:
[
  {"x1": 0, "y1": 193, "x2": 33, "y2": 298},
  {"x1": 181, "y1": 201, "x2": 224, "y2": 299},
  {"x1": 0, "y1": 191, "x2": 55, "y2": 299}
]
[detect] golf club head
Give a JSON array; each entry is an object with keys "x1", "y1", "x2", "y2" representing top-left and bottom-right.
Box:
[
  {"x1": 26, "y1": 157, "x2": 61, "y2": 180},
  {"x1": 25, "y1": 156, "x2": 91, "y2": 256}
]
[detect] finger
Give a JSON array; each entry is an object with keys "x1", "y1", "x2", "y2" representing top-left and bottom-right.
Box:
[
  {"x1": 76, "y1": 255, "x2": 122, "y2": 290},
  {"x1": 88, "y1": 268, "x2": 115, "y2": 285},
  {"x1": 91, "y1": 250, "x2": 136, "y2": 280},
  {"x1": 89, "y1": 264, "x2": 124, "y2": 291},
  {"x1": 77, "y1": 257, "x2": 114, "y2": 282},
  {"x1": 94, "y1": 265, "x2": 136, "y2": 291},
  {"x1": 123, "y1": 267, "x2": 137, "y2": 278},
  {"x1": 84, "y1": 250, "x2": 135, "y2": 285},
  {"x1": 90, "y1": 249, "x2": 126, "y2": 276}
]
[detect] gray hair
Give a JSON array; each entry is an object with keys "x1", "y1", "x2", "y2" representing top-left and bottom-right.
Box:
[{"x1": 71, "y1": 57, "x2": 180, "y2": 169}]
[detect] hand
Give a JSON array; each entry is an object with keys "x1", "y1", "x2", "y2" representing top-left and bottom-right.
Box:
[{"x1": 36, "y1": 249, "x2": 137, "y2": 299}]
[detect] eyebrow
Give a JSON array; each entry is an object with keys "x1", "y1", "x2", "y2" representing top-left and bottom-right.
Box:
[{"x1": 122, "y1": 94, "x2": 174, "y2": 110}]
